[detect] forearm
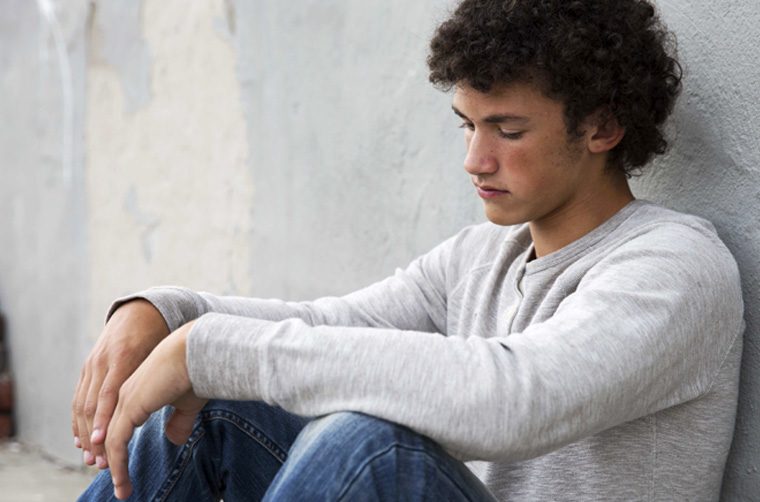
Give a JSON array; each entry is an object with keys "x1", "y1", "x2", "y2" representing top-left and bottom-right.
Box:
[
  {"x1": 107, "y1": 244, "x2": 454, "y2": 334},
  {"x1": 185, "y1": 274, "x2": 741, "y2": 464},
  {"x1": 106, "y1": 229, "x2": 462, "y2": 334}
]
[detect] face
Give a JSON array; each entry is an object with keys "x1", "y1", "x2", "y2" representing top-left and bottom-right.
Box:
[{"x1": 452, "y1": 82, "x2": 597, "y2": 227}]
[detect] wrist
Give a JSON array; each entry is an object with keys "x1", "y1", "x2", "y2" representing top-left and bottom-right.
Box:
[{"x1": 169, "y1": 321, "x2": 196, "y2": 391}]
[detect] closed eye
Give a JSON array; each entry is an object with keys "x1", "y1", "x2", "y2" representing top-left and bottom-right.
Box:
[{"x1": 498, "y1": 130, "x2": 525, "y2": 140}]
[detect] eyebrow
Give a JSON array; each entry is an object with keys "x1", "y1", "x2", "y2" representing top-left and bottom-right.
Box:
[{"x1": 451, "y1": 105, "x2": 529, "y2": 124}]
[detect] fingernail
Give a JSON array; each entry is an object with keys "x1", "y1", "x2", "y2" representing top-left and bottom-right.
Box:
[
  {"x1": 74, "y1": 436, "x2": 81, "y2": 448},
  {"x1": 91, "y1": 428, "x2": 101, "y2": 442},
  {"x1": 83, "y1": 450, "x2": 94, "y2": 464},
  {"x1": 95, "y1": 455, "x2": 107, "y2": 469}
]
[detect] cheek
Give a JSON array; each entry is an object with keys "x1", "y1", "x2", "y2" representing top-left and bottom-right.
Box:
[{"x1": 498, "y1": 145, "x2": 541, "y2": 187}]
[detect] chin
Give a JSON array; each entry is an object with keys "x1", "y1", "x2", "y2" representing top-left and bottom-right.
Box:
[{"x1": 483, "y1": 207, "x2": 530, "y2": 227}]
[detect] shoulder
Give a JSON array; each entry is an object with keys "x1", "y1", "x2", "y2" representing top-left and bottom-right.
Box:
[
  {"x1": 584, "y1": 201, "x2": 743, "y2": 323},
  {"x1": 605, "y1": 201, "x2": 738, "y2": 275}
]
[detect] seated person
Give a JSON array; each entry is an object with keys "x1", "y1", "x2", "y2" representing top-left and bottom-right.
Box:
[{"x1": 74, "y1": 0, "x2": 744, "y2": 500}]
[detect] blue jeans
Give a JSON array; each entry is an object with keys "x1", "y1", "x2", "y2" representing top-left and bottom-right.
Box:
[{"x1": 79, "y1": 400, "x2": 497, "y2": 501}]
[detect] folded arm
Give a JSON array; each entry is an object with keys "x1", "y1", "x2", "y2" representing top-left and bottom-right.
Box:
[
  {"x1": 184, "y1": 236, "x2": 743, "y2": 462},
  {"x1": 108, "y1": 230, "x2": 462, "y2": 334},
  {"x1": 75, "y1": 229, "x2": 465, "y2": 468}
]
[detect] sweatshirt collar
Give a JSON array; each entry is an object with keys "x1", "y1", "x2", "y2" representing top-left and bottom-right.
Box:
[{"x1": 524, "y1": 199, "x2": 648, "y2": 275}]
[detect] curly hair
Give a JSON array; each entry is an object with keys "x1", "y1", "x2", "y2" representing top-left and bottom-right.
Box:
[{"x1": 427, "y1": 0, "x2": 682, "y2": 174}]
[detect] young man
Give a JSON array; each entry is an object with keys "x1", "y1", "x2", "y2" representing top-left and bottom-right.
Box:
[{"x1": 75, "y1": 0, "x2": 743, "y2": 500}]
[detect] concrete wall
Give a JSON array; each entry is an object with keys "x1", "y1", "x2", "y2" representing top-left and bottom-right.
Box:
[
  {"x1": 0, "y1": 0, "x2": 757, "y2": 497},
  {"x1": 630, "y1": 2, "x2": 760, "y2": 497},
  {"x1": 0, "y1": 0, "x2": 90, "y2": 460}
]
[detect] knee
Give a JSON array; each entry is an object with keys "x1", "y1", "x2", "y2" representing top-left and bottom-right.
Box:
[
  {"x1": 267, "y1": 413, "x2": 483, "y2": 501},
  {"x1": 294, "y1": 411, "x2": 416, "y2": 457},
  {"x1": 283, "y1": 410, "x2": 442, "y2": 482},
  {"x1": 267, "y1": 413, "x2": 430, "y2": 500}
]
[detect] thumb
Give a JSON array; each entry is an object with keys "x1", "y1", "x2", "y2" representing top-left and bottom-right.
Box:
[{"x1": 164, "y1": 403, "x2": 203, "y2": 446}]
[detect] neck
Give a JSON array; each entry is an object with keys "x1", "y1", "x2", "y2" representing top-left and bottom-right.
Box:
[{"x1": 529, "y1": 174, "x2": 634, "y2": 258}]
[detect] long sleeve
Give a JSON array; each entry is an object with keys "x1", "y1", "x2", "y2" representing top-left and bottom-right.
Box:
[
  {"x1": 107, "y1": 229, "x2": 468, "y2": 334},
  {"x1": 185, "y1": 225, "x2": 743, "y2": 463}
]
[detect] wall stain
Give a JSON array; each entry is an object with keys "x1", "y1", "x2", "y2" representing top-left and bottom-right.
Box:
[
  {"x1": 224, "y1": 0, "x2": 236, "y2": 35},
  {"x1": 123, "y1": 186, "x2": 160, "y2": 263}
]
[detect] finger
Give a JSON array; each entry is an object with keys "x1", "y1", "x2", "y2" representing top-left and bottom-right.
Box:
[
  {"x1": 164, "y1": 407, "x2": 199, "y2": 446},
  {"x1": 71, "y1": 367, "x2": 86, "y2": 447},
  {"x1": 107, "y1": 434, "x2": 133, "y2": 497},
  {"x1": 78, "y1": 413, "x2": 96, "y2": 465},
  {"x1": 71, "y1": 402, "x2": 81, "y2": 449},
  {"x1": 91, "y1": 371, "x2": 127, "y2": 470},
  {"x1": 90, "y1": 370, "x2": 124, "y2": 446},
  {"x1": 105, "y1": 400, "x2": 131, "y2": 500},
  {"x1": 84, "y1": 368, "x2": 108, "y2": 462},
  {"x1": 74, "y1": 370, "x2": 95, "y2": 462},
  {"x1": 106, "y1": 398, "x2": 149, "y2": 500},
  {"x1": 84, "y1": 368, "x2": 107, "y2": 431}
]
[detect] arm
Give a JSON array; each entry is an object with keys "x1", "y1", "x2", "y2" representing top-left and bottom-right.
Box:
[
  {"x1": 108, "y1": 229, "x2": 462, "y2": 333},
  {"x1": 183, "y1": 231, "x2": 744, "y2": 461},
  {"x1": 75, "y1": 227, "x2": 466, "y2": 467}
]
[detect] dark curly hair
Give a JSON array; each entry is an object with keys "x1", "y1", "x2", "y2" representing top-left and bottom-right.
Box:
[{"x1": 427, "y1": 0, "x2": 682, "y2": 174}]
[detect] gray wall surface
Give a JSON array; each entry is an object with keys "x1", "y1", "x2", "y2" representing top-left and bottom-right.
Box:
[
  {"x1": 0, "y1": 0, "x2": 757, "y2": 498},
  {"x1": 630, "y1": 2, "x2": 760, "y2": 497}
]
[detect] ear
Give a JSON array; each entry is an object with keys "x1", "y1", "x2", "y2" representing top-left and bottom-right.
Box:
[{"x1": 585, "y1": 109, "x2": 625, "y2": 154}]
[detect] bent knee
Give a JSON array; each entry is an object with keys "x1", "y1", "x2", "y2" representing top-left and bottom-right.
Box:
[{"x1": 292, "y1": 411, "x2": 434, "y2": 460}]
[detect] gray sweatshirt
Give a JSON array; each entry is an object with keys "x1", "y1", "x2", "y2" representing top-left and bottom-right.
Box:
[{"x1": 117, "y1": 200, "x2": 743, "y2": 501}]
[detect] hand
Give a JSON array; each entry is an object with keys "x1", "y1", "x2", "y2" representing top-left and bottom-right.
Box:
[
  {"x1": 105, "y1": 321, "x2": 207, "y2": 500},
  {"x1": 71, "y1": 299, "x2": 170, "y2": 468}
]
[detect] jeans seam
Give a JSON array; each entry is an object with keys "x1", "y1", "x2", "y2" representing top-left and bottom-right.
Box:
[
  {"x1": 152, "y1": 408, "x2": 290, "y2": 502},
  {"x1": 154, "y1": 426, "x2": 207, "y2": 502},
  {"x1": 335, "y1": 442, "x2": 480, "y2": 502},
  {"x1": 201, "y1": 408, "x2": 289, "y2": 462}
]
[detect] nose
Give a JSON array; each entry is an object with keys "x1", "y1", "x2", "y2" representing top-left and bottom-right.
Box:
[{"x1": 463, "y1": 131, "x2": 498, "y2": 176}]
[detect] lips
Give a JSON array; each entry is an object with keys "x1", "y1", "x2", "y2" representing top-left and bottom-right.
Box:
[{"x1": 475, "y1": 185, "x2": 510, "y2": 199}]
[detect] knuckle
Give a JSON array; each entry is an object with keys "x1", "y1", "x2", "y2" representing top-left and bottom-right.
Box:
[
  {"x1": 79, "y1": 436, "x2": 92, "y2": 449},
  {"x1": 83, "y1": 402, "x2": 97, "y2": 417},
  {"x1": 73, "y1": 401, "x2": 86, "y2": 416},
  {"x1": 93, "y1": 352, "x2": 108, "y2": 367},
  {"x1": 98, "y1": 385, "x2": 117, "y2": 402},
  {"x1": 118, "y1": 386, "x2": 131, "y2": 401},
  {"x1": 112, "y1": 346, "x2": 132, "y2": 364}
]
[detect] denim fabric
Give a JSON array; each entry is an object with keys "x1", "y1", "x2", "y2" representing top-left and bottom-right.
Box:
[{"x1": 79, "y1": 400, "x2": 496, "y2": 501}]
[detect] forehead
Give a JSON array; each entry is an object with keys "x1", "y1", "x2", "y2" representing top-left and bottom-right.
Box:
[{"x1": 452, "y1": 81, "x2": 565, "y2": 120}]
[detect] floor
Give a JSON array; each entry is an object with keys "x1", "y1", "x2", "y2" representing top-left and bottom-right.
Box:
[{"x1": 0, "y1": 441, "x2": 96, "y2": 502}]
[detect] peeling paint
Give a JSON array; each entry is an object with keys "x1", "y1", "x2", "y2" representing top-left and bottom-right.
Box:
[
  {"x1": 86, "y1": 0, "x2": 254, "y2": 344},
  {"x1": 123, "y1": 186, "x2": 160, "y2": 262},
  {"x1": 89, "y1": 0, "x2": 152, "y2": 112}
]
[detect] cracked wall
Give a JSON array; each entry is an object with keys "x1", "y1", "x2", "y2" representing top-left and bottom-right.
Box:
[{"x1": 0, "y1": 1, "x2": 757, "y2": 497}]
